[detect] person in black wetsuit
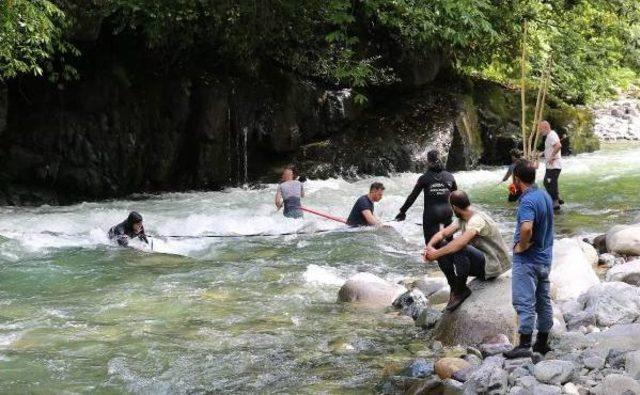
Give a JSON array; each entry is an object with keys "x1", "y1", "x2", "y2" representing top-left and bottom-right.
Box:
[
  {"x1": 394, "y1": 150, "x2": 457, "y2": 245},
  {"x1": 108, "y1": 211, "x2": 149, "y2": 247}
]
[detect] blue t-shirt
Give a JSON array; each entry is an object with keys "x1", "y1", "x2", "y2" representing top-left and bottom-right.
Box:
[
  {"x1": 347, "y1": 195, "x2": 374, "y2": 227},
  {"x1": 513, "y1": 186, "x2": 554, "y2": 265}
]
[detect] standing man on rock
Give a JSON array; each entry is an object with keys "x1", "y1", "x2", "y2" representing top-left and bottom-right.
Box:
[
  {"x1": 423, "y1": 191, "x2": 511, "y2": 312},
  {"x1": 395, "y1": 150, "x2": 457, "y2": 245},
  {"x1": 539, "y1": 121, "x2": 563, "y2": 210},
  {"x1": 504, "y1": 161, "x2": 555, "y2": 359}
]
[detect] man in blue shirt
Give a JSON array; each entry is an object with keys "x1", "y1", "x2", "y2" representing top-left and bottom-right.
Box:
[
  {"x1": 347, "y1": 182, "x2": 385, "y2": 227},
  {"x1": 505, "y1": 160, "x2": 555, "y2": 359}
]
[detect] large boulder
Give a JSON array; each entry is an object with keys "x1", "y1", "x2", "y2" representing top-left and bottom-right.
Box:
[
  {"x1": 533, "y1": 360, "x2": 576, "y2": 385},
  {"x1": 576, "y1": 282, "x2": 640, "y2": 327},
  {"x1": 432, "y1": 273, "x2": 517, "y2": 346},
  {"x1": 550, "y1": 238, "x2": 600, "y2": 302},
  {"x1": 337, "y1": 273, "x2": 406, "y2": 307},
  {"x1": 604, "y1": 259, "x2": 640, "y2": 286},
  {"x1": 578, "y1": 240, "x2": 599, "y2": 267},
  {"x1": 606, "y1": 224, "x2": 640, "y2": 256}
]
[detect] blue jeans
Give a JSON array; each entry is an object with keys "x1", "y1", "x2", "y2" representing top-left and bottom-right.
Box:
[{"x1": 512, "y1": 256, "x2": 553, "y2": 335}]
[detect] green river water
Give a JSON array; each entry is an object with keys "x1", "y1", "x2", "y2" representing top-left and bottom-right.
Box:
[{"x1": 1, "y1": 143, "x2": 639, "y2": 393}]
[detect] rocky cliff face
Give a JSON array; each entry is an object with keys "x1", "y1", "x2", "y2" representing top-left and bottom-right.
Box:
[{"x1": 0, "y1": 36, "x2": 599, "y2": 205}]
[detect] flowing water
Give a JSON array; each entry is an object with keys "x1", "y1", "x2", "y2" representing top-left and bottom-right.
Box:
[{"x1": 1, "y1": 143, "x2": 639, "y2": 393}]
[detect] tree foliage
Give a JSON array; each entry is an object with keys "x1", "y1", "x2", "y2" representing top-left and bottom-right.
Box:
[
  {"x1": 0, "y1": 0, "x2": 78, "y2": 81},
  {"x1": 2, "y1": 0, "x2": 640, "y2": 103}
]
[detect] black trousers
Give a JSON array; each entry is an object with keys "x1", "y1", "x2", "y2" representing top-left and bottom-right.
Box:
[
  {"x1": 437, "y1": 245, "x2": 486, "y2": 294},
  {"x1": 423, "y1": 211, "x2": 453, "y2": 246},
  {"x1": 544, "y1": 168, "x2": 561, "y2": 201}
]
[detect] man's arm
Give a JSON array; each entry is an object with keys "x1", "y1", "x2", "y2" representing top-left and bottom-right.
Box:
[
  {"x1": 362, "y1": 209, "x2": 381, "y2": 227},
  {"x1": 275, "y1": 188, "x2": 283, "y2": 209},
  {"x1": 399, "y1": 179, "x2": 423, "y2": 214},
  {"x1": 426, "y1": 222, "x2": 460, "y2": 249},
  {"x1": 300, "y1": 184, "x2": 305, "y2": 198},
  {"x1": 547, "y1": 142, "x2": 562, "y2": 165},
  {"x1": 501, "y1": 168, "x2": 512, "y2": 183},
  {"x1": 426, "y1": 229, "x2": 477, "y2": 261},
  {"x1": 514, "y1": 221, "x2": 534, "y2": 253}
]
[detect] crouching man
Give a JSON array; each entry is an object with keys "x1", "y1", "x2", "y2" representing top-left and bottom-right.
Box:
[{"x1": 423, "y1": 191, "x2": 511, "y2": 312}]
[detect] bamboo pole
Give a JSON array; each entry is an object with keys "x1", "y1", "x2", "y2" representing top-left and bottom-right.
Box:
[
  {"x1": 530, "y1": 58, "x2": 552, "y2": 156},
  {"x1": 520, "y1": 20, "x2": 529, "y2": 158},
  {"x1": 533, "y1": 70, "x2": 551, "y2": 152}
]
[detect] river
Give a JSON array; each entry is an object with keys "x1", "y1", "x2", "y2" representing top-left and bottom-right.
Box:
[{"x1": 1, "y1": 143, "x2": 639, "y2": 393}]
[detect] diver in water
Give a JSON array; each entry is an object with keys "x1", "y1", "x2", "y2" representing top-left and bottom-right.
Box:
[
  {"x1": 108, "y1": 211, "x2": 148, "y2": 247},
  {"x1": 275, "y1": 165, "x2": 306, "y2": 218},
  {"x1": 395, "y1": 150, "x2": 458, "y2": 245}
]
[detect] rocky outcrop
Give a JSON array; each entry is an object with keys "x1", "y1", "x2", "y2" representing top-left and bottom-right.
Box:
[{"x1": 432, "y1": 273, "x2": 517, "y2": 346}]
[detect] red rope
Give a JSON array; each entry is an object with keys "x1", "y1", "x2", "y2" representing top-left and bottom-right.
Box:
[{"x1": 301, "y1": 206, "x2": 347, "y2": 224}]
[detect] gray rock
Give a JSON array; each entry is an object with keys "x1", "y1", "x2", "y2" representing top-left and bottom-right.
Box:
[
  {"x1": 564, "y1": 310, "x2": 596, "y2": 331},
  {"x1": 504, "y1": 358, "x2": 533, "y2": 373},
  {"x1": 433, "y1": 275, "x2": 517, "y2": 346},
  {"x1": 416, "y1": 307, "x2": 442, "y2": 329},
  {"x1": 582, "y1": 358, "x2": 605, "y2": 371},
  {"x1": 430, "y1": 286, "x2": 452, "y2": 305},
  {"x1": 606, "y1": 349, "x2": 628, "y2": 369},
  {"x1": 402, "y1": 358, "x2": 435, "y2": 378},
  {"x1": 508, "y1": 386, "x2": 530, "y2": 395},
  {"x1": 451, "y1": 365, "x2": 477, "y2": 382},
  {"x1": 587, "y1": 324, "x2": 640, "y2": 355},
  {"x1": 466, "y1": 346, "x2": 483, "y2": 361},
  {"x1": 462, "y1": 354, "x2": 482, "y2": 367},
  {"x1": 393, "y1": 288, "x2": 428, "y2": 320},
  {"x1": 443, "y1": 378, "x2": 464, "y2": 395},
  {"x1": 624, "y1": 350, "x2": 640, "y2": 379},
  {"x1": 533, "y1": 360, "x2": 576, "y2": 385},
  {"x1": 553, "y1": 332, "x2": 595, "y2": 353},
  {"x1": 577, "y1": 282, "x2": 640, "y2": 327},
  {"x1": 412, "y1": 275, "x2": 448, "y2": 297},
  {"x1": 597, "y1": 253, "x2": 618, "y2": 268},
  {"x1": 462, "y1": 355, "x2": 508, "y2": 394},
  {"x1": 592, "y1": 374, "x2": 640, "y2": 395},
  {"x1": 606, "y1": 224, "x2": 640, "y2": 256},
  {"x1": 605, "y1": 259, "x2": 640, "y2": 285},
  {"x1": 337, "y1": 273, "x2": 406, "y2": 307}
]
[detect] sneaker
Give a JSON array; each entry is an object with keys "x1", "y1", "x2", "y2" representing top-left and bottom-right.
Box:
[{"x1": 504, "y1": 345, "x2": 533, "y2": 359}]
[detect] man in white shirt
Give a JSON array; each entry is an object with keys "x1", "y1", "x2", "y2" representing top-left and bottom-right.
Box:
[{"x1": 539, "y1": 121, "x2": 563, "y2": 210}]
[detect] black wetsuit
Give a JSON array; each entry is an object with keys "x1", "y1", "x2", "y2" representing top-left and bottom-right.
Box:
[
  {"x1": 398, "y1": 167, "x2": 457, "y2": 244},
  {"x1": 108, "y1": 220, "x2": 148, "y2": 247}
]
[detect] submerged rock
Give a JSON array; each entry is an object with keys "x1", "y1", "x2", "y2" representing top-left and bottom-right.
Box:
[
  {"x1": 337, "y1": 273, "x2": 406, "y2": 307},
  {"x1": 606, "y1": 224, "x2": 640, "y2": 256},
  {"x1": 432, "y1": 274, "x2": 517, "y2": 346}
]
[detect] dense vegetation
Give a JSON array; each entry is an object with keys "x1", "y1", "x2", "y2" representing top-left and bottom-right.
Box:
[{"x1": 2, "y1": 0, "x2": 640, "y2": 103}]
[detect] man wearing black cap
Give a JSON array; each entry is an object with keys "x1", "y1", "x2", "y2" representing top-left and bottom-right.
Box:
[
  {"x1": 108, "y1": 211, "x2": 149, "y2": 247},
  {"x1": 395, "y1": 150, "x2": 458, "y2": 245}
]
